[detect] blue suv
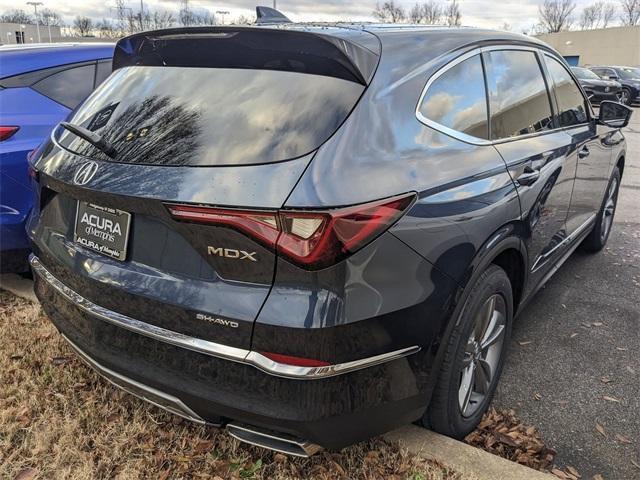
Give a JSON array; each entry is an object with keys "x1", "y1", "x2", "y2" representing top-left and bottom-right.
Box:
[{"x1": 0, "y1": 43, "x2": 114, "y2": 272}]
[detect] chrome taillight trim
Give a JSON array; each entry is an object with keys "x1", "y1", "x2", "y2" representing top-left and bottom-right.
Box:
[{"x1": 30, "y1": 255, "x2": 420, "y2": 380}]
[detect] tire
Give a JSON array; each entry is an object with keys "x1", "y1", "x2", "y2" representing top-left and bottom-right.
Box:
[
  {"x1": 581, "y1": 167, "x2": 621, "y2": 253},
  {"x1": 620, "y1": 88, "x2": 632, "y2": 106},
  {"x1": 424, "y1": 264, "x2": 513, "y2": 439}
]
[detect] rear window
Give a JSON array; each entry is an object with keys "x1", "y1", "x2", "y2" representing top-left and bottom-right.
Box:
[{"x1": 55, "y1": 66, "x2": 364, "y2": 166}]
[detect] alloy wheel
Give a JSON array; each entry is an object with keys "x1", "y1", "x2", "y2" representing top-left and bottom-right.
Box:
[
  {"x1": 458, "y1": 294, "x2": 506, "y2": 418},
  {"x1": 620, "y1": 89, "x2": 630, "y2": 105},
  {"x1": 601, "y1": 177, "x2": 618, "y2": 242}
]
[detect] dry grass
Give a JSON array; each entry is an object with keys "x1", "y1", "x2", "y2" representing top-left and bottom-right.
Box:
[{"x1": 0, "y1": 290, "x2": 464, "y2": 480}]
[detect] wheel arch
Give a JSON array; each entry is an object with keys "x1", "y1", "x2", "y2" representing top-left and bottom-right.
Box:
[{"x1": 422, "y1": 222, "x2": 528, "y2": 406}]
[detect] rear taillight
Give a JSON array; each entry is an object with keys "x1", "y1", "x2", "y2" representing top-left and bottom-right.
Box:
[
  {"x1": 0, "y1": 126, "x2": 19, "y2": 142},
  {"x1": 166, "y1": 192, "x2": 416, "y2": 270}
]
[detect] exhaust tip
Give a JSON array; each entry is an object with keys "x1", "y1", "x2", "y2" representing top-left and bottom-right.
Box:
[{"x1": 227, "y1": 422, "x2": 322, "y2": 457}]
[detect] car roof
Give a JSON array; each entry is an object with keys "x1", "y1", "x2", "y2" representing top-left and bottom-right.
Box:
[{"x1": 0, "y1": 43, "x2": 115, "y2": 79}]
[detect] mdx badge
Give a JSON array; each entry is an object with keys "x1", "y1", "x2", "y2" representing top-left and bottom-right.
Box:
[
  {"x1": 73, "y1": 161, "x2": 99, "y2": 186},
  {"x1": 208, "y1": 246, "x2": 257, "y2": 262},
  {"x1": 196, "y1": 313, "x2": 239, "y2": 328}
]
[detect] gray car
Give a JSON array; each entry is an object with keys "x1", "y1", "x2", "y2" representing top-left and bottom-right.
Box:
[{"x1": 26, "y1": 19, "x2": 631, "y2": 456}]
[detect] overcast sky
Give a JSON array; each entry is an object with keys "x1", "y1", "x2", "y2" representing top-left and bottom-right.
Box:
[{"x1": 0, "y1": 0, "x2": 621, "y2": 34}]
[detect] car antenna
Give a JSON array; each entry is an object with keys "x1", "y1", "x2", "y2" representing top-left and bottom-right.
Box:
[{"x1": 255, "y1": 6, "x2": 292, "y2": 24}]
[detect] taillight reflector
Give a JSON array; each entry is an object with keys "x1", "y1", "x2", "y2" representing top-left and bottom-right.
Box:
[
  {"x1": 260, "y1": 352, "x2": 331, "y2": 367},
  {"x1": 0, "y1": 126, "x2": 19, "y2": 142},
  {"x1": 166, "y1": 192, "x2": 416, "y2": 269}
]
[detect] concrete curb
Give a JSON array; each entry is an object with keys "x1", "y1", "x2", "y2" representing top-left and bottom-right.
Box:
[
  {"x1": 0, "y1": 274, "x2": 38, "y2": 303},
  {"x1": 384, "y1": 425, "x2": 556, "y2": 480}
]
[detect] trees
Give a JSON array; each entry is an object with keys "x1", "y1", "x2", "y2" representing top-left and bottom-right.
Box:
[
  {"x1": 409, "y1": 1, "x2": 443, "y2": 24},
  {"x1": 39, "y1": 9, "x2": 64, "y2": 27},
  {"x1": 374, "y1": 0, "x2": 460, "y2": 24},
  {"x1": 619, "y1": 0, "x2": 640, "y2": 25},
  {"x1": 73, "y1": 16, "x2": 93, "y2": 37},
  {"x1": 538, "y1": 0, "x2": 576, "y2": 32},
  {"x1": 444, "y1": 0, "x2": 462, "y2": 26},
  {"x1": 373, "y1": 1, "x2": 406, "y2": 22},
  {"x1": 579, "y1": 2, "x2": 616, "y2": 29},
  {"x1": 0, "y1": 9, "x2": 34, "y2": 24}
]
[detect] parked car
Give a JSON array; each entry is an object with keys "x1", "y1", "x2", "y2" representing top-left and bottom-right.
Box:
[
  {"x1": 0, "y1": 43, "x2": 114, "y2": 273},
  {"x1": 26, "y1": 24, "x2": 631, "y2": 456},
  {"x1": 589, "y1": 65, "x2": 640, "y2": 105},
  {"x1": 571, "y1": 66, "x2": 621, "y2": 103}
]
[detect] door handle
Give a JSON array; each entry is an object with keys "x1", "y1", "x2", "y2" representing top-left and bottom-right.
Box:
[
  {"x1": 578, "y1": 146, "x2": 590, "y2": 159},
  {"x1": 516, "y1": 166, "x2": 540, "y2": 187}
]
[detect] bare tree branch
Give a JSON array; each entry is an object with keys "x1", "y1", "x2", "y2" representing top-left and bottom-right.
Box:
[
  {"x1": 373, "y1": 1, "x2": 406, "y2": 22},
  {"x1": 538, "y1": 0, "x2": 576, "y2": 32},
  {"x1": 444, "y1": 0, "x2": 462, "y2": 26},
  {"x1": 619, "y1": 0, "x2": 640, "y2": 25}
]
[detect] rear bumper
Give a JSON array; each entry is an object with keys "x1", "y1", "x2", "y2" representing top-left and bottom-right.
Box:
[{"x1": 31, "y1": 255, "x2": 428, "y2": 450}]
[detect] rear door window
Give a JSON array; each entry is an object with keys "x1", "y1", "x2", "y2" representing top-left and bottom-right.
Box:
[
  {"x1": 417, "y1": 54, "x2": 489, "y2": 140},
  {"x1": 485, "y1": 50, "x2": 554, "y2": 140},
  {"x1": 55, "y1": 66, "x2": 364, "y2": 166},
  {"x1": 32, "y1": 64, "x2": 96, "y2": 109},
  {"x1": 544, "y1": 55, "x2": 588, "y2": 128}
]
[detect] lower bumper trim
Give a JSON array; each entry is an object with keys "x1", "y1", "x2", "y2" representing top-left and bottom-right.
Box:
[
  {"x1": 31, "y1": 254, "x2": 420, "y2": 379},
  {"x1": 61, "y1": 333, "x2": 211, "y2": 425}
]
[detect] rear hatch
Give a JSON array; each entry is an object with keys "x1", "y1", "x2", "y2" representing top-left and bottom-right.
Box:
[{"x1": 30, "y1": 26, "x2": 377, "y2": 351}]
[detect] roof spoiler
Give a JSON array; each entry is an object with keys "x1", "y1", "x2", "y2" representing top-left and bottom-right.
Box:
[
  {"x1": 255, "y1": 6, "x2": 292, "y2": 24},
  {"x1": 113, "y1": 27, "x2": 379, "y2": 85}
]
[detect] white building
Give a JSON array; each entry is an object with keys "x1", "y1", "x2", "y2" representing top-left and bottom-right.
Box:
[{"x1": 0, "y1": 22, "x2": 63, "y2": 45}]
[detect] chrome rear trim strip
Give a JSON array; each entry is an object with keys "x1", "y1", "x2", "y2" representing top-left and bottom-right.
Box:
[
  {"x1": 61, "y1": 333, "x2": 208, "y2": 425},
  {"x1": 31, "y1": 255, "x2": 420, "y2": 379},
  {"x1": 227, "y1": 423, "x2": 323, "y2": 458}
]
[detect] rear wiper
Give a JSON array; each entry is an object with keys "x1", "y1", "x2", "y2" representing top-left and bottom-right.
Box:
[{"x1": 59, "y1": 121, "x2": 118, "y2": 158}]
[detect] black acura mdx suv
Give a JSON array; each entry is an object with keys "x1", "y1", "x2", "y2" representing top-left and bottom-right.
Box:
[{"x1": 27, "y1": 22, "x2": 631, "y2": 456}]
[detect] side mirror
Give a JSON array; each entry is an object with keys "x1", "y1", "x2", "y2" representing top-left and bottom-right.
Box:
[{"x1": 599, "y1": 100, "x2": 633, "y2": 128}]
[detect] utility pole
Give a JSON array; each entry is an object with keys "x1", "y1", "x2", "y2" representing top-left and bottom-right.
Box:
[
  {"x1": 139, "y1": 0, "x2": 144, "y2": 31},
  {"x1": 216, "y1": 10, "x2": 229, "y2": 25},
  {"x1": 27, "y1": 2, "x2": 43, "y2": 43}
]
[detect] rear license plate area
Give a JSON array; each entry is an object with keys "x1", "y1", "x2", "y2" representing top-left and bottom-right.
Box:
[{"x1": 74, "y1": 201, "x2": 131, "y2": 261}]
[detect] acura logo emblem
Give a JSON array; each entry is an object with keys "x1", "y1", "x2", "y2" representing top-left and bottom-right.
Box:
[{"x1": 73, "y1": 161, "x2": 99, "y2": 186}]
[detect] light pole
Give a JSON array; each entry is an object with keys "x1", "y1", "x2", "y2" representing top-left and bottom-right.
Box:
[
  {"x1": 216, "y1": 10, "x2": 229, "y2": 25},
  {"x1": 27, "y1": 2, "x2": 43, "y2": 43}
]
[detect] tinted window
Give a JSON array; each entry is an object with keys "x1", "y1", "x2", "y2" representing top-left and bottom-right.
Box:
[
  {"x1": 545, "y1": 56, "x2": 588, "y2": 128},
  {"x1": 32, "y1": 64, "x2": 95, "y2": 109},
  {"x1": 95, "y1": 61, "x2": 112, "y2": 87},
  {"x1": 418, "y1": 54, "x2": 489, "y2": 140},
  {"x1": 56, "y1": 66, "x2": 364, "y2": 166},
  {"x1": 486, "y1": 50, "x2": 553, "y2": 140}
]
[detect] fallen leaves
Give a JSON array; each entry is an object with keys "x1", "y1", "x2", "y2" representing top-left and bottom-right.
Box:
[
  {"x1": 600, "y1": 377, "x2": 613, "y2": 384},
  {"x1": 595, "y1": 423, "x2": 607, "y2": 438},
  {"x1": 465, "y1": 408, "x2": 557, "y2": 472},
  {"x1": 615, "y1": 434, "x2": 632, "y2": 445},
  {"x1": 602, "y1": 395, "x2": 621, "y2": 404},
  {"x1": 517, "y1": 340, "x2": 533, "y2": 346},
  {"x1": 14, "y1": 468, "x2": 38, "y2": 480}
]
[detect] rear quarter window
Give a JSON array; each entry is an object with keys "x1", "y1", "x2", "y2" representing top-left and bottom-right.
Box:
[{"x1": 417, "y1": 54, "x2": 489, "y2": 140}]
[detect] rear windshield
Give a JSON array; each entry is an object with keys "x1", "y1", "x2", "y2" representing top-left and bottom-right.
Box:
[{"x1": 55, "y1": 66, "x2": 364, "y2": 166}]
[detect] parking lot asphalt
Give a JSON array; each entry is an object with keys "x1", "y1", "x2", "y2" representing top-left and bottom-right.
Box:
[{"x1": 494, "y1": 109, "x2": 640, "y2": 480}]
